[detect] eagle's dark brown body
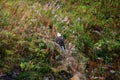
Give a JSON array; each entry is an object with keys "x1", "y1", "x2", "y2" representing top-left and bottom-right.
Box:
[{"x1": 55, "y1": 36, "x2": 65, "y2": 50}]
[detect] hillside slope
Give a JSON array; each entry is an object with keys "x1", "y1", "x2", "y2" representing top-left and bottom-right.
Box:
[{"x1": 0, "y1": 0, "x2": 120, "y2": 80}]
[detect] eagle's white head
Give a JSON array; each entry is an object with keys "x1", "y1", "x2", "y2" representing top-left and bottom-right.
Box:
[{"x1": 57, "y1": 33, "x2": 61, "y2": 37}]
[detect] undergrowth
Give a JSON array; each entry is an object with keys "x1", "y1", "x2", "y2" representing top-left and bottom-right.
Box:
[{"x1": 0, "y1": 0, "x2": 120, "y2": 80}]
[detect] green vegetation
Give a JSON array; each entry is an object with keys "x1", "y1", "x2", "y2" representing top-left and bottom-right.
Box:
[{"x1": 0, "y1": 0, "x2": 120, "y2": 80}]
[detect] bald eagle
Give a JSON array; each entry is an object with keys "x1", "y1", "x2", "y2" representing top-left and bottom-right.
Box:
[{"x1": 55, "y1": 33, "x2": 65, "y2": 50}]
